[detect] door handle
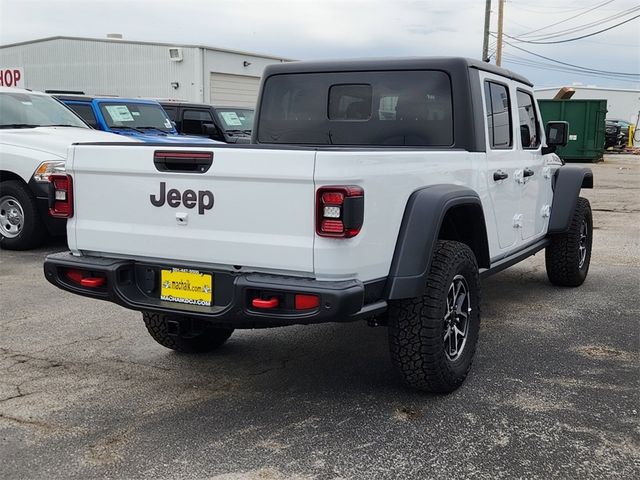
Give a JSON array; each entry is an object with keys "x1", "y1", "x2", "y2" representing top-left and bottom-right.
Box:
[
  {"x1": 523, "y1": 168, "x2": 535, "y2": 178},
  {"x1": 493, "y1": 170, "x2": 509, "y2": 181}
]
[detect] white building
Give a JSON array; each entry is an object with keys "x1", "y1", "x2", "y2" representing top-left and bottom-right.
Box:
[
  {"x1": 535, "y1": 86, "x2": 640, "y2": 126},
  {"x1": 0, "y1": 36, "x2": 293, "y2": 108}
]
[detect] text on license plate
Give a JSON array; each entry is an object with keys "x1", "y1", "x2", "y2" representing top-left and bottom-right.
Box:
[{"x1": 160, "y1": 268, "x2": 213, "y2": 306}]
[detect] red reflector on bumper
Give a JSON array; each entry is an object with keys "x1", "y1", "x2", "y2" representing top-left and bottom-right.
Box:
[
  {"x1": 65, "y1": 269, "x2": 105, "y2": 288},
  {"x1": 80, "y1": 277, "x2": 106, "y2": 288},
  {"x1": 295, "y1": 294, "x2": 319, "y2": 310},
  {"x1": 252, "y1": 297, "x2": 279, "y2": 309},
  {"x1": 66, "y1": 269, "x2": 83, "y2": 284}
]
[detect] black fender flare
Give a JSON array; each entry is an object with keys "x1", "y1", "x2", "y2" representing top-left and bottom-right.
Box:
[
  {"x1": 384, "y1": 185, "x2": 489, "y2": 300},
  {"x1": 548, "y1": 166, "x2": 593, "y2": 234}
]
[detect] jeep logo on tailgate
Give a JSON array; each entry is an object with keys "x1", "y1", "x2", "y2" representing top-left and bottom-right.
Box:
[{"x1": 150, "y1": 182, "x2": 214, "y2": 214}]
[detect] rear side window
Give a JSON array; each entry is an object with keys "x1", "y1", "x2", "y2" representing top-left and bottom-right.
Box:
[
  {"x1": 258, "y1": 70, "x2": 453, "y2": 146},
  {"x1": 516, "y1": 90, "x2": 540, "y2": 149},
  {"x1": 484, "y1": 81, "x2": 512, "y2": 149},
  {"x1": 67, "y1": 103, "x2": 98, "y2": 128}
]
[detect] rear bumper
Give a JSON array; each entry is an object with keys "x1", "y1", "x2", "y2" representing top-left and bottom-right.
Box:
[{"x1": 43, "y1": 252, "x2": 386, "y2": 327}]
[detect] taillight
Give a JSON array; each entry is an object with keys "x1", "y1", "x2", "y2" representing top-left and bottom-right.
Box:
[
  {"x1": 48, "y1": 174, "x2": 73, "y2": 218},
  {"x1": 316, "y1": 185, "x2": 364, "y2": 238}
]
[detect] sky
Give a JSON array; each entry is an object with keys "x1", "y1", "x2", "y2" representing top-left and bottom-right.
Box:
[{"x1": 0, "y1": 0, "x2": 638, "y2": 89}]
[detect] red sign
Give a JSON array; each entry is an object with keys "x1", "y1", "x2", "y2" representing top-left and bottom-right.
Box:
[{"x1": 0, "y1": 68, "x2": 24, "y2": 88}]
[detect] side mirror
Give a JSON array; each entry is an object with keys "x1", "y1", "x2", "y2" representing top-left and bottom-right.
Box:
[
  {"x1": 202, "y1": 122, "x2": 222, "y2": 140},
  {"x1": 542, "y1": 121, "x2": 569, "y2": 154}
]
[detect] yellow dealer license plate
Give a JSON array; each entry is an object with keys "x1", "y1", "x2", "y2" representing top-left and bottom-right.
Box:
[{"x1": 160, "y1": 268, "x2": 213, "y2": 307}]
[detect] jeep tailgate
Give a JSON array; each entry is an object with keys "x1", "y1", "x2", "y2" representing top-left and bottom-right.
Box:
[{"x1": 67, "y1": 145, "x2": 316, "y2": 274}]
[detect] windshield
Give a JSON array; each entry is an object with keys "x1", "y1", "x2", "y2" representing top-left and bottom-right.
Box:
[
  {"x1": 98, "y1": 102, "x2": 174, "y2": 132},
  {"x1": 0, "y1": 91, "x2": 88, "y2": 128},
  {"x1": 215, "y1": 108, "x2": 254, "y2": 132}
]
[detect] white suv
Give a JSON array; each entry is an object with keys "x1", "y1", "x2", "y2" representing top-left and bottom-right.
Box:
[{"x1": 0, "y1": 87, "x2": 138, "y2": 249}]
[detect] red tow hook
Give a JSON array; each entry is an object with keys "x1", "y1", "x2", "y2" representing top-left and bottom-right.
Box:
[
  {"x1": 80, "y1": 277, "x2": 106, "y2": 288},
  {"x1": 252, "y1": 297, "x2": 279, "y2": 309}
]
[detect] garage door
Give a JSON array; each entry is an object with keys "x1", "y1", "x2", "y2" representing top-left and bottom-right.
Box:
[{"x1": 210, "y1": 73, "x2": 261, "y2": 108}]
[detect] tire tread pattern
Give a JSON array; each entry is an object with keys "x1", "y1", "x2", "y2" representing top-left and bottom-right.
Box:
[
  {"x1": 545, "y1": 197, "x2": 592, "y2": 287},
  {"x1": 387, "y1": 240, "x2": 480, "y2": 393}
]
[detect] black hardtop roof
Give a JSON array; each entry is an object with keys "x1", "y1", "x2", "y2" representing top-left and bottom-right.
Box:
[{"x1": 262, "y1": 56, "x2": 533, "y2": 87}]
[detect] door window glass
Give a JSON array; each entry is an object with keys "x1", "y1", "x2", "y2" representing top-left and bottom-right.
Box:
[
  {"x1": 182, "y1": 109, "x2": 214, "y2": 136},
  {"x1": 516, "y1": 90, "x2": 540, "y2": 149},
  {"x1": 484, "y1": 81, "x2": 512, "y2": 149}
]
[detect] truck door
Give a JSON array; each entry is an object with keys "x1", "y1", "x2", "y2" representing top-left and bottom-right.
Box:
[
  {"x1": 481, "y1": 74, "x2": 522, "y2": 256},
  {"x1": 515, "y1": 89, "x2": 550, "y2": 241}
]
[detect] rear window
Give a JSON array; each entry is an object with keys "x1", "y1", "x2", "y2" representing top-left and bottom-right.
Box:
[{"x1": 257, "y1": 70, "x2": 453, "y2": 146}]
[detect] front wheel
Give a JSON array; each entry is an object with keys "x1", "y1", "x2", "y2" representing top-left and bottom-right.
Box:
[
  {"x1": 0, "y1": 180, "x2": 47, "y2": 250},
  {"x1": 142, "y1": 311, "x2": 234, "y2": 353},
  {"x1": 387, "y1": 240, "x2": 481, "y2": 393},
  {"x1": 545, "y1": 197, "x2": 593, "y2": 287}
]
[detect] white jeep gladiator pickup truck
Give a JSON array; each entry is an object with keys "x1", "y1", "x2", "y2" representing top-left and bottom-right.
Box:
[{"x1": 44, "y1": 58, "x2": 593, "y2": 392}]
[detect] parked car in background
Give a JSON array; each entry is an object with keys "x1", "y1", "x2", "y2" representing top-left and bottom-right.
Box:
[
  {"x1": 605, "y1": 118, "x2": 632, "y2": 148},
  {"x1": 159, "y1": 101, "x2": 253, "y2": 143},
  {"x1": 0, "y1": 87, "x2": 138, "y2": 250},
  {"x1": 54, "y1": 94, "x2": 220, "y2": 144},
  {"x1": 607, "y1": 118, "x2": 633, "y2": 147},
  {"x1": 605, "y1": 120, "x2": 621, "y2": 148}
]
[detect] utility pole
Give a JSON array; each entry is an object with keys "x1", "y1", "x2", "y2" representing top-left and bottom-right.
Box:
[
  {"x1": 496, "y1": 0, "x2": 505, "y2": 66},
  {"x1": 482, "y1": 0, "x2": 492, "y2": 62}
]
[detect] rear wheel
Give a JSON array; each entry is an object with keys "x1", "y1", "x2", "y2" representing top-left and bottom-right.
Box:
[
  {"x1": 387, "y1": 240, "x2": 480, "y2": 393},
  {"x1": 0, "y1": 180, "x2": 46, "y2": 250},
  {"x1": 142, "y1": 311, "x2": 234, "y2": 353},
  {"x1": 545, "y1": 197, "x2": 593, "y2": 287}
]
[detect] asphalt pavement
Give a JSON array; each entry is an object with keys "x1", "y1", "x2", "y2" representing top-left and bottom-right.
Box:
[{"x1": 1, "y1": 155, "x2": 638, "y2": 479}]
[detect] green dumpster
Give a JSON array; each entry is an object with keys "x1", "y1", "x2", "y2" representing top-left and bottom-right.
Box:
[{"x1": 538, "y1": 99, "x2": 607, "y2": 162}]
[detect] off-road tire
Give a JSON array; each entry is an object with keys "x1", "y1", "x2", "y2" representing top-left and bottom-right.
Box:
[
  {"x1": 0, "y1": 180, "x2": 47, "y2": 250},
  {"x1": 387, "y1": 240, "x2": 480, "y2": 393},
  {"x1": 142, "y1": 311, "x2": 234, "y2": 353},
  {"x1": 545, "y1": 197, "x2": 592, "y2": 287}
]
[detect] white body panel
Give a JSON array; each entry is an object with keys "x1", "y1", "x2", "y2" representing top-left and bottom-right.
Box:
[{"x1": 313, "y1": 150, "x2": 487, "y2": 280}]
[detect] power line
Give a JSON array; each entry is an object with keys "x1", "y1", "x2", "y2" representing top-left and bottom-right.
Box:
[
  {"x1": 502, "y1": 58, "x2": 640, "y2": 84},
  {"x1": 518, "y1": 0, "x2": 616, "y2": 37},
  {"x1": 502, "y1": 52, "x2": 637, "y2": 79},
  {"x1": 504, "y1": 13, "x2": 640, "y2": 44},
  {"x1": 509, "y1": 2, "x2": 603, "y2": 14},
  {"x1": 519, "y1": 5, "x2": 640, "y2": 40},
  {"x1": 490, "y1": 33, "x2": 640, "y2": 76},
  {"x1": 501, "y1": 53, "x2": 640, "y2": 82}
]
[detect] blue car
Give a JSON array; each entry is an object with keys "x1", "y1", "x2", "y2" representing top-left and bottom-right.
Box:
[{"x1": 53, "y1": 94, "x2": 220, "y2": 144}]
